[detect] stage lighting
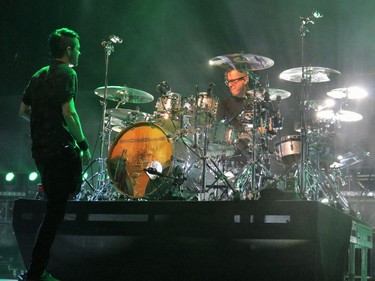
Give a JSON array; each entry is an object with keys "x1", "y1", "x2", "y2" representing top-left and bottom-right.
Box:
[
  {"x1": 5, "y1": 172, "x2": 15, "y2": 182},
  {"x1": 28, "y1": 171, "x2": 38, "y2": 182}
]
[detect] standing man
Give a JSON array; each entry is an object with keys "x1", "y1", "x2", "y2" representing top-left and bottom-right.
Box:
[{"x1": 18, "y1": 28, "x2": 91, "y2": 281}]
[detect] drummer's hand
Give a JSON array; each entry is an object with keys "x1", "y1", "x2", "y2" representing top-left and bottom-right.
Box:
[{"x1": 82, "y1": 149, "x2": 92, "y2": 166}]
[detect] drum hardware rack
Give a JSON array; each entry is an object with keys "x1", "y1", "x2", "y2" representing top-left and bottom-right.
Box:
[
  {"x1": 231, "y1": 68, "x2": 279, "y2": 200},
  {"x1": 193, "y1": 84, "x2": 237, "y2": 200}
]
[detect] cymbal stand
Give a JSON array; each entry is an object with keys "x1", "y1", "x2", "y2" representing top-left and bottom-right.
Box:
[{"x1": 79, "y1": 38, "x2": 120, "y2": 201}]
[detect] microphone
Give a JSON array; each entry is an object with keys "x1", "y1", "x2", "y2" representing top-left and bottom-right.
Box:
[
  {"x1": 300, "y1": 8, "x2": 323, "y2": 22},
  {"x1": 109, "y1": 34, "x2": 124, "y2": 44},
  {"x1": 144, "y1": 167, "x2": 164, "y2": 177},
  {"x1": 156, "y1": 81, "x2": 171, "y2": 95},
  {"x1": 207, "y1": 82, "x2": 216, "y2": 96}
]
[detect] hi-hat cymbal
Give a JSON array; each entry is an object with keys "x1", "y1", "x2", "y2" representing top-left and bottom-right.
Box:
[
  {"x1": 209, "y1": 53, "x2": 274, "y2": 70},
  {"x1": 95, "y1": 86, "x2": 154, "y2": 103},
  {"x1": 316, "y1": 110, "x2": 363, "y2": 122},
  {"x1": 107, "y1": 108, "x2": 150, "y2": 121},
  {"x1": 280, "y1": 67, "x2": 341, "y2": 83},
  {"x1": 305, "y1": 99, "x2": 335, "y2": 111},
  {"x1": 327, "y1": 87, "x2": 368, "y2": 99},
  {"x1": 248, "y1": 88, "x2": 291, "y2": 101}
]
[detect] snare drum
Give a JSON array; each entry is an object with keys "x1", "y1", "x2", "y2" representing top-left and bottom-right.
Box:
[
  {"x1": 107, "y1": 122, "x2": 200, "y2": 199},
  {"x1": 275, "y1": 135, "x2": 301, "y2": 165},
  {"x1": 214, "y1": 122, "x2": 235, "y2": 144}
]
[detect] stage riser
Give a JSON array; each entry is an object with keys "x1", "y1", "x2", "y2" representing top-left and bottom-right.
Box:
[{"x1": 12, "y1": 200, "x2": 358, "y2": 281}]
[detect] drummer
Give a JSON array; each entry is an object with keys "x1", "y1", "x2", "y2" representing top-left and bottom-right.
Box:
[
  {"x1": 216, "y1": 68, "x2": 255, "y2": 161},
  {"x1": 216, "y1": 68, "x2": 252, "y2": 131}
]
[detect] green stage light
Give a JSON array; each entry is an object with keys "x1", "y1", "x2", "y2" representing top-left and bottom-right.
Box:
[
  {"x1": 28, "y1": 172, "x2": 38, "y2": 181},
  {"x1": 5, "y1": 172, "x2": 15, "y2": 182}
]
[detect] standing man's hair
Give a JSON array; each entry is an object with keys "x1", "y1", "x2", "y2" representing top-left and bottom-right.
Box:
[{"x1": 48, "y1": 28, "x2": 79, "y2": 58}]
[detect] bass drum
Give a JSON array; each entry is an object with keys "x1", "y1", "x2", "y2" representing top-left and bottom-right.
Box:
[{"x1": 107, "y1": 121, "x2": 201, "y2": 199}]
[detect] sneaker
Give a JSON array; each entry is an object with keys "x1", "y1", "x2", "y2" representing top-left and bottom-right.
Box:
[
  {"x1": 18, "y1": 271, "x2": 60, "y2": 281},
  {"x1": 18, "y1": 273, "x2": 27, "y2": 281}
]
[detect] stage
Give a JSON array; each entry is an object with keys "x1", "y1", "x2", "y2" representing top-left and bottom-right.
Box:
[{"x1": 9, "y1": 199, "x2": 373, "y2": 281}]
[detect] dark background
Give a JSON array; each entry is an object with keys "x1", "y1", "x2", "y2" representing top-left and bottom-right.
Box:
[{"x1": 1, "y1": 0, "x2": 375, "y2": 178}]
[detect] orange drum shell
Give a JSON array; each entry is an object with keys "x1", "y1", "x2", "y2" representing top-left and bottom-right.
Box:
[{"x1": 107, "y1": 122, "x2": 173, "y2": 198}]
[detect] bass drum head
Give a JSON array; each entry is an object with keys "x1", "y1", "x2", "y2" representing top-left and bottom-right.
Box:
[{"x1": 107, "y1": 122, "x2": 173, "y2": 198}]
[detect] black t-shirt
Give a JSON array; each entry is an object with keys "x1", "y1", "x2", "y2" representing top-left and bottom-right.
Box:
[
  {"x1": 216, "y1": 95, "x2": 254, "y2": 132},
  {"x1": 22, "y1": 60, "x2": 77, "y2": 156}
]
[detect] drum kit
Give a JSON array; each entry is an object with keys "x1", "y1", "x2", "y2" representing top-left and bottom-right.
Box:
[
  {"x1": 78, "y1": 13, "x2": 368, "y2": 208},
  {"x1": 77, "y1": 52, "x2": 368, "y2": 205}
]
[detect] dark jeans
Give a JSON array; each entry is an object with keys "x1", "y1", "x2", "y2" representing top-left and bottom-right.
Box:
[{"x1": 27, "y1": 145, "x2": 82, "y2": 279}]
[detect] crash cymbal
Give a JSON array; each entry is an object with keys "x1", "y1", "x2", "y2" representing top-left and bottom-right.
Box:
[
  {"x1": 95, "y1": 86, "x2": 154, "y2": 103},
  {"x1": 316, "y1": 109, "x2": 363, "y2": 122},
  {"x1": 209, "y1": 53, "x2": 274, "y2": 70},
  {"x1": 280, "y1": 67, "x2": 341, "y2": 83},
  {"x1": 107, "y1": 108, "x2": 150, "y2": 121},
  {"x1": 327, "y1": 87, "x2": 368, "y2": 99},
  {"x1": 248, "y1": 88, "x2": 291, "y2": 101}
]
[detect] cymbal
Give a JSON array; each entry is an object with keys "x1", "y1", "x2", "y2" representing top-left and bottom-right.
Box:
[
  {"x1": 279, "y1": 67, "x2": 341, "y2": 83},
  {"x1": 327, "y1": 87, "x2": 368, "y2": 99},
  {"x1": 95, "y1": 86, "x2": 154, "y2": 103},
  {"x1": 248, "y1": 88, "x2": 291, "y2": 101},
  {"x1": 316, "y1": 109, "x2": 363, "y2": 122},
  {"x1": 305, "y1": 99, "x2": 335, "y2": 111},
  {"x1": 330, "y1": 162, "x2": 346, "y2": 169},
  {"x1": 107, "y1": 108, "x2": 150, "y2": 121},
  {"x1": 330, "y1": 151, "x2": 366, "y2": 169},
  {"x1": 209, "y1": 53, "x2": 274, "y2": 70}
]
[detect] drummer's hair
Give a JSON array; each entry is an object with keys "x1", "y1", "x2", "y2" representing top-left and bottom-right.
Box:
[
  {"x1": 224, "y1": 68, "x2": 247, "y2": 79},
  {"x1": 48, "y1": 28, "x2": 80, "y2": 58}
]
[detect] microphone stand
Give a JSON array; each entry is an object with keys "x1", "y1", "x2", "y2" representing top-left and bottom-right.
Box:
[
  {"x1": 297, "y1": 10, "x2": 323, "y2": 200},
  {"x1": 298, "y1": 19, "x2": 308, "y2": 198},
  {"x1": 82, "y1": 39, "x2": 119, "y2": 201}
]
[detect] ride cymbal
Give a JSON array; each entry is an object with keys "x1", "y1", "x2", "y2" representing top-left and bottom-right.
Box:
[
  {"x1": 95, "y1": 86, "x2": 154, "y2": 103},
  {"x1": 327, "y1": 87, "x2": 368, "y2": 99},
  {"x1": 209, "y1": 53, "x2": 274, "y2": 70},
  {"x1": 316, "y1": 109, "x2": 363, "y2": 122},
  {"x1": 280, "y1": 67, "x2": 341, "y2": 83}
]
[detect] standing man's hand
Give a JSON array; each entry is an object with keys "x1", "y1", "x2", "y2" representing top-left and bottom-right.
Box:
[{"x1": 82, "y1": 149, "x2": 92, "y2": 166}]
